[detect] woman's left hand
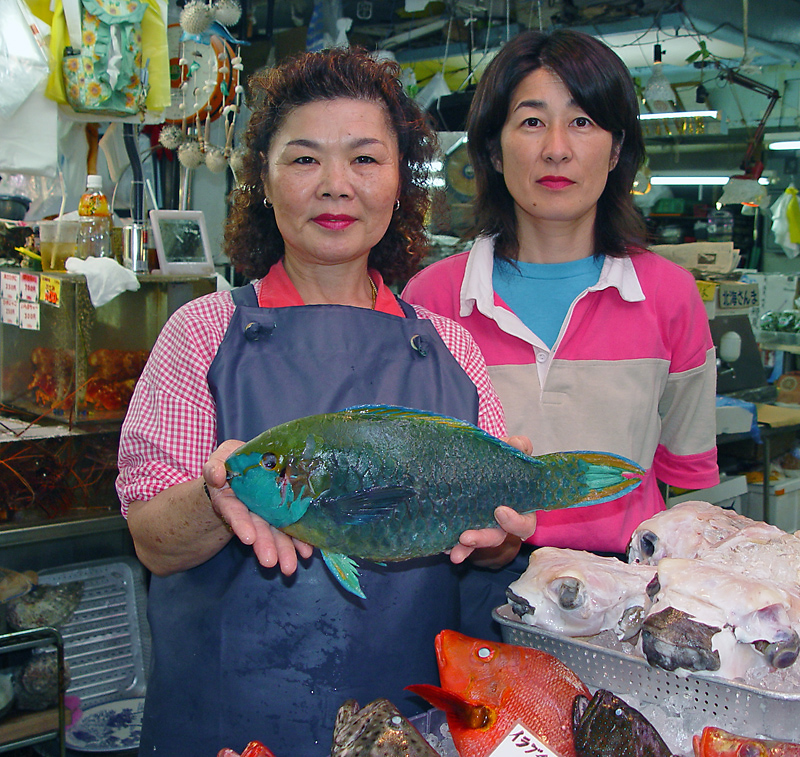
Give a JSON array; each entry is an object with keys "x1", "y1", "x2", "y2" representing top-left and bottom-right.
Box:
[{"x1": 448, "y1": 434, "x2": 534, "y2": 568}]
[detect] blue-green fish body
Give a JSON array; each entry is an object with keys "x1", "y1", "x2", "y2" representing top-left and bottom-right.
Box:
[{"x1": 225, "y1": 406, "x2": 644, "y2": 598}]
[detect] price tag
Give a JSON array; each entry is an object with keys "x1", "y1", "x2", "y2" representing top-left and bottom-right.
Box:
[
  {"x1": 40, "y1": 275, "x2": 61, "y2": 307},
  {"x1": 1, "y1": 298, "x2": 19, "y2": 326},
  {"x1": 1, "y1": 270, "x2": 20, "y2": 301},
  {"x1": 488, "y1": 723, "x2": 561, "y2": 757},
  {"x1": 20, "y1": 272, "x2": 39, "y2": 302},
  {"x1": 20, "y1": 300, "x2": 40, "y2": 330}
]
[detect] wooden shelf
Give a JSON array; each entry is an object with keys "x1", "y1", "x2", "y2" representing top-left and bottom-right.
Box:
[{"x1": 0, "y1": 708, "x2": 59, "y2": 748}]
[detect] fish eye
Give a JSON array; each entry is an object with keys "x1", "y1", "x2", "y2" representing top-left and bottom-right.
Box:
[
  {"x1": 476, "y1": 645, "x2": 495, "y2": 662},
  {"x1": 261, "y1": 452, "x2": 279, "y2": 470}
]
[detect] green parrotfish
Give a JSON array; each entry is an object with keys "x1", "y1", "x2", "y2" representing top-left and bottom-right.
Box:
[{"x1": 225, "y1": 406, "x2": 644, "y2": 599}]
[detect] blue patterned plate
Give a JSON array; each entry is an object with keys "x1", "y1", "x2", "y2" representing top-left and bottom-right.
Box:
[{"x1": 66, "y1": 697, "x2": 145, "y2": 753}]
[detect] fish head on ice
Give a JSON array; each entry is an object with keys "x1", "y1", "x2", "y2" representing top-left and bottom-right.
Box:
[
  {"x1": 693, "y1": 727, "x2": 800, "y2": 757},
  {"x1": 225, "y1": 425, "x2": 329, "y2": 528},
  {"x1": 506, "y1": 547, "x2": 659, "y2": 641}
]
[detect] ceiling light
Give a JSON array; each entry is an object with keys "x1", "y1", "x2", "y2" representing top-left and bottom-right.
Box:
[
  {"x1": 643, "y1": 44, "x2": 673, "y2": 113},
  {"x1": 639, "y1": 110, "x2": 718, "y2": 121},
  {"x1": 768, "y1": 141, "x2": 800, "y2": 151},
  {"x1": 650, "y1": 176, "x2": 730, "y2": 186}
]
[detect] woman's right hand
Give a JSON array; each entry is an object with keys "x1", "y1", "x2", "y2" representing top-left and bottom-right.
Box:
[{"x1": 203, "y1": 441, "x2": 314, "y2": 575}]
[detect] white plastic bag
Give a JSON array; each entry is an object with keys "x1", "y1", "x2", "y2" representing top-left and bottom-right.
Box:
[
  {"x1": 771, "y1": 185, "x2": 800, "y2": 259},
  {"x1": 0, "y1": 0, "x2": 51, "y2": 120}
]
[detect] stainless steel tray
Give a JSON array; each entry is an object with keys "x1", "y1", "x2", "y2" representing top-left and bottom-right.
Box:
[
  {"x1": 494, "y1": 604, "x2": 800, "y2": 744},
  {"x1": 39, "y1": 557, "x2": 151, "y2": 710}
]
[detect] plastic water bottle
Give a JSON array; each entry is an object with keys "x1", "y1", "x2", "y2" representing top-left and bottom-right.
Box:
[{"x1": 77, "y1": 175, "x2": 112, "y2": 259}]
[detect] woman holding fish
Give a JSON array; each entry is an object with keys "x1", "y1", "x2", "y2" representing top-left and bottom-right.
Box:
[
  {"x1": 403, "y1": 29, "x2": 719, "y2": 556},
  {"x1": 116, "y1": 48, "x2": 530, "y2": 757}
]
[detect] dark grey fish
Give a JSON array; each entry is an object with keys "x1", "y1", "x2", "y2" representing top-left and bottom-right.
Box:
[
  {"x1": 572, "y1": 689, "x2": 673, "y2": 757},
  {"x1": 640, "y1": 606, "x2": 721, "y2": 672},
  {"x1": 331, "y1": 698, "x2": 438, "y2": 757}
]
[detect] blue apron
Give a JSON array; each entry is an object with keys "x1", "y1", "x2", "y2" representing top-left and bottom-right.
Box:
[{"x1": 138, "y1": 284, "x2": 479, "y2": 757}]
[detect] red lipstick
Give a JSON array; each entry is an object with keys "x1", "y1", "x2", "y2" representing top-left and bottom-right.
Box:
[
  {"x1": 537, "y1": 176, "x2": 575, "y2": 190},
  {"x1": 313, "y1": 213, "x2": 356, "y2": 229}
]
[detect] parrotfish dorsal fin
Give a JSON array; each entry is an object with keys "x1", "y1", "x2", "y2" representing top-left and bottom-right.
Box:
[{"x1": 342, "y1": 404, "x2": 535, "y2": 463}]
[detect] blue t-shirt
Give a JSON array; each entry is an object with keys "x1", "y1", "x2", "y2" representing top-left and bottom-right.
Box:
[{"x1": 493, "y1": 255, "x2": 605, "y2": 349}]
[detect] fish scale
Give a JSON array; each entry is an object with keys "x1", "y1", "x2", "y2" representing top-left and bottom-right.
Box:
[{"x1": 226, "y1": 405, "x2": 644, "y2": 598}]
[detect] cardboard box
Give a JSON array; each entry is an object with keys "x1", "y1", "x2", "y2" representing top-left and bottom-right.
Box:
[
  {"x1": 698, "y1": 278, "x2": 759, "y2": 318},
  {"x1": 652, "y1": 242, "x2": 738, "y2": 275}
]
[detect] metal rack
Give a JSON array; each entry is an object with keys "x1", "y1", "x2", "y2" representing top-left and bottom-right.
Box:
[{"x1": 0, "y1": 627, "x2": 66, "y2": 757}]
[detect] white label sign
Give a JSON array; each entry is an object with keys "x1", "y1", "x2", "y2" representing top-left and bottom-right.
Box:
[
  {"x1": 20, "y1": 272, "x2": 39, "y2": 302},
  {"x1": 1, "y1": 271, "x2": 20, "y2": 301},
  {"x1": 1, "y1": 298, "x2": 19, "y2": 326},
  {"x1": 488, "y1": 723, "x2": 561, "y2": 757},
  {"x1": 19, "y1": 300, "x2": 40, "y2": 330}
]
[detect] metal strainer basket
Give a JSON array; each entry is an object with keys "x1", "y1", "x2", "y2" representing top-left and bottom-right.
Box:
[{"x1": 494, "y1": 604, "x2": 800, "y2": 744}]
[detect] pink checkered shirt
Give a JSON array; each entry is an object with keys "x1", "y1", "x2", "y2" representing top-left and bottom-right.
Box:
[{"x1": 116, "y1": 277, "x2": 506, "y2": 515}]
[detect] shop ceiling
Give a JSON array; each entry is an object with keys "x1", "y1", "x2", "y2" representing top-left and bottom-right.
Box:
[{"x1": 245, "y1": 0, "x2": 800, "y2": 143}]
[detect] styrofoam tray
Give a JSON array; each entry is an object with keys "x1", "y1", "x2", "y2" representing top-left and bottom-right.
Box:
[
  {"x1": 494, "y1": 604, "x2": 800, "y2": 744},
  {"x1": 39, "y1": 557, "x2": 151, "y2": 711}
]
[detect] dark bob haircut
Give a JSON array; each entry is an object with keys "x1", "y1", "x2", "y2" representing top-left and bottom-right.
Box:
[
  {"x1": 466, "y1": 29, "x2": 647, "y2": 260},
  {"x1": 224, "y1": 47, "x2": 437, "y2": 284}
]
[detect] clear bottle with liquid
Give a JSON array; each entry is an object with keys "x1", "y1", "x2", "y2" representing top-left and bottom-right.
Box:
[{"x1": 77, "y1": 174, "x2": 112, "y2": 259}]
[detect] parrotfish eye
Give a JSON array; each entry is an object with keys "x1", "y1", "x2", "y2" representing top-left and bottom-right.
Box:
[
  {"x1": 475, "y1": 645, "x2": 495, "y2": 662},
  {"x1": 261, "y1": 452, "x2": 279, "y2": 470}
]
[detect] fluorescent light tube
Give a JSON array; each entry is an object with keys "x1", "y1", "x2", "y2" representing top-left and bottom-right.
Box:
[{"x1": 639, "y1": 110, "x2": 718, "y2": 121}]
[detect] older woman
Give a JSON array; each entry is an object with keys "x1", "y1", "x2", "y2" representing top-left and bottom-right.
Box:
[
  {"x1": 404, "y1": 29, "x2": 719, "y2": 555},
  {"x1": 117, "y1": 48, "x2": 522, "y2": 757}
]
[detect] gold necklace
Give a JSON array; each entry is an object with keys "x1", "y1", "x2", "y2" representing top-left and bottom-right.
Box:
[{"x1": 368, "y1": 275, "x2": 377, "y2": 310}]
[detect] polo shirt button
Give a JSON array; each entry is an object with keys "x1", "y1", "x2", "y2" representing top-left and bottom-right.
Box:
[{"x1": 536, "y1": 352, "x2": 547, "y2": 363}]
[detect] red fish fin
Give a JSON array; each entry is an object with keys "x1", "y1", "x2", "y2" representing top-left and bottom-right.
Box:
[
  {"x1": 406, "y1": 684, "x2": 494, "y2": 729},
  {"x1": 692, "y1": 733, "x2": 703, "y2": 757},
  {"x1": 240, "y1": 741, "x2": 277, "y2": 757}
]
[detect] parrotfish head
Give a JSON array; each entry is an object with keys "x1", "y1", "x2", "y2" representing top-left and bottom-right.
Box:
[{"x1": 225, "y1": 434, "x2": 323, "y2": 527}]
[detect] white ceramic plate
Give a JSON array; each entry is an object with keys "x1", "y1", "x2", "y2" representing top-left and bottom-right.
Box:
[{"x1": 66, "y1": 697, "x2": 145, "y2": 753}]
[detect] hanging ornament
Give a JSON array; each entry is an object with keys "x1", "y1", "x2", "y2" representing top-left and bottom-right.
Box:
[
  {"x1": 205, "y1": 146, "x2": 228, "y2": 173},
  {"x1": 228, "y1": 145, "x2": 246, "y2": 184},
  {"x1": 180, "y1": 1, "x2": 214, "y2": 36},
  {"x1": 213, "y1": 0, "x2": 242, "y2": 28},
  {"x1": 178, "y1": 139, "x2": 205, "y2": 169},
  {"x1": 159, "y1": 124, "x2": 184, "y2": 151}
]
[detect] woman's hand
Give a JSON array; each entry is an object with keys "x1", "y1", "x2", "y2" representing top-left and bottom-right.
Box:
[
  {"x1": 203, "y1": 442, "x2": 314, "y2": 575},
  {"x1": 448, "y1": 434, "x2": 536, "y2": 568}
]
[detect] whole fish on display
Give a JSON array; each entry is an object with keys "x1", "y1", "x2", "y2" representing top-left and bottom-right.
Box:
[
  {"x1": 507, "y1": 547, "x2": 659, "y2": 640},
  {"x1": 406, "y1": 629, "x2": 591, "y2": 757},
  {"x1": 330, "y1": 698, "x2": 439, "y2": 757},
  {"x1": 572, "y1": 689, "x2": 674, "y2": 757},
  {"x1": 226, "y1": 405, "x2": 644, "y2": 597},
  {"x1": 693, "y1": 727, "x2": 800, "y2": 757}
]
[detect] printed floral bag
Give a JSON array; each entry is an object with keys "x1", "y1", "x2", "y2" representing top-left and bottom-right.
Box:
[{"x1": 61, "y1": 0, "x2": 148, "y2": 117}]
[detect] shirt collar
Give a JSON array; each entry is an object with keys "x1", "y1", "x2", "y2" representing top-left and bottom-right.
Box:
[
  {"x1": 257, "y1": 258, "x2": 405, "y2": 315},
  {"x1": 459, "y1": 236, "x2": 645, "y2": 315}
]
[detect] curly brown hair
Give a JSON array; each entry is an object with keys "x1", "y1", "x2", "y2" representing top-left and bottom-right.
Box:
[{"x1": 224, "y1": 48, "x2": 437, "y2": 284}]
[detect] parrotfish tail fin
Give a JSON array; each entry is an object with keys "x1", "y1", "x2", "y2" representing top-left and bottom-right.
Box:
[
  {"x1": 534, "y1": 451, "x2": 646, "y2": 509},
  {"x1": 405, "y1": 684, "x2": 495, "y2": 731},
  {"x1": 321, "y1": 550, "x2": 365, "y2": 599}
]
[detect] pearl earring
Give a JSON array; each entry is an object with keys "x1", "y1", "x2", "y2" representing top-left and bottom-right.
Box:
[{"x1": 263, "y1": 197, "x2": 272, "y2": 208}]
